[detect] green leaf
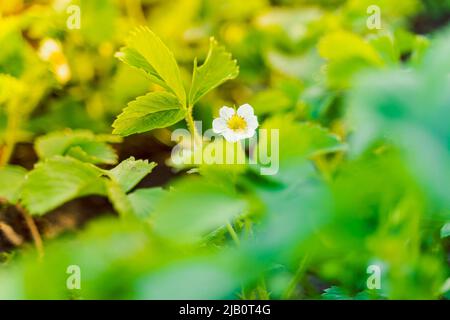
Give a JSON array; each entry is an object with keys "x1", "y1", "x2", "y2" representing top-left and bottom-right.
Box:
[
  {"x1": 322, "y1": 286, "x2": 351, "y2": 300},
  {"x1": 128, "y1": 187, "x2": 165, "y2": 219},
  {"x1": 318, "y1": 31, "x2": 383, "y2": 66},
  {"x1": 318, "y1": 31, "x2": 384, "y2": 87},
  {"x1": 20, "y1": 156, "x2": 106, "y2": 215},
  {"x1": 441, "y1": 223, "x2": 450, "y2": 239},
  {"x1": 105, "y1": 179, "x2": 134, "y2": 217},
  {"x1": 266, "y1": 49, "x2": 322, "y2": 80},
  {"x1": 322, "y1": 286, "x2": 384, "y2": 300},
  {"x1": 189, "y1": 38, "x2": 239, "y2": 105},
  {"x1": 115, "y1": 47, "x2": 171, "y2": 92},
  {"x1": 257, "y1": 115, "x2": 345, "y2": 161},
  {"x1": 108, "y1": 157, "x2": 156, "y2": 193},
  {"x1": 102, "y1": 158, "x2": 157, "y2": 217},
  {"x1": 35, "y1": 130, "x2": 118, "y2": 165},
  {"x1": 256, "y1": 115, "x2": 345, "y2": 184},
  {"x1": 0, "y1": 165, "x2": 27, "y2": 203},
  {"x1": 347, "y1": 30, "x2": 450, "y2": 209},
  {"x1": 152, "y1": 178, "x2": 247, "y2": 242},
  {"x1": 112, "y1": 91, "x2": 186, "y2": 136},
  {"x1": 368, "y1": 34, "x2": 400, "y2": 66},
  {"x1": 249, "y1": 89, "x2": 292, "y2": 115},
  {"x1": 80, "y1": 0, "x2": 118, "y2": 44},
  {"x1": 117, "y1": 26, "x2": 186, "y2": 104}
]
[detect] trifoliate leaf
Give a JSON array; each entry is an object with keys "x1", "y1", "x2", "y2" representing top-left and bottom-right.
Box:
[
  {"x1": 128, "y1": 187, "x2": 165, "y2": 219},
  {"x1": 35, "y1": 130, "x2": 118, "y2": 165},
  {"x1": 189, "y1": 38, "x2": 239, "y2": 105},
  {"x1": 20, "y1": 156, "x2": 106, "y2": 215},
  {"x1": 116, "y1": 26, "x2": 186, "y2": 104},
  {"x1": 108, "y1": 157, "x2": 156, "y2": 193},
  {"x1": 112, "y1": 91, "x2": 185, "y2": 136},
  {"x1": 152, "y1": 178, "x2": 246, "y2": 242},
  {"x1": 0, "y1": 165, "x2": 27, "y2": 203}
]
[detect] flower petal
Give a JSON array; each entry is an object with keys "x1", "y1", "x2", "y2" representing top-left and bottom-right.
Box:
[
  {"x1": 222, "y1": 128, "x2": 239, "y2": 142},
  {"x1": 243, "y1": 127, "x2": 257, "y2": 139},
  {"x1": 212, "y1": 118, "x2": 227, "y2": 133},
  {"x1": 245, "y1": 115, "x2": 259, "y2": 131},
  {"x1": 237, "y1": 104, "x2": 254, "y2": 118},
  {"x1": 219, "y1": 106, "x2": 235, "y2": 120}
]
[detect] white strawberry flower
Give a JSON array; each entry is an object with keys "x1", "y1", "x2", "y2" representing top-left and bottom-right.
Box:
[{"x1": 212, "y1": 104, "x2": 259, "y2": 142}]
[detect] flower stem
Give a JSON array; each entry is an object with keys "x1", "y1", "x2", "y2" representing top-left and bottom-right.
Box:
[
  {"x1": 125, "y1": 0, "x2": 146, "y2": 26},
  {"x1": 0, "y1": 102, "x2": 20, "y2": 166},
  {"x1": 185, "y1": 104, "x2": 202, "y2": 147},
  {"x1": 0, "y1": 222, "x2": 23, "y2": 247},
  {"x1": 17, "y1": 205, "x2": 44, "y2": 260}
]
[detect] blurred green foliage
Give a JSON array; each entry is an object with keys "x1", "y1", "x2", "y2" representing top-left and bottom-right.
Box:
[{"x1": 0, "y1": 0, "x2": 449, "y2": 300}]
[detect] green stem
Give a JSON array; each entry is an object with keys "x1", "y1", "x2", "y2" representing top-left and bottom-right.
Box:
[
  {"x1": 226, "y1": 222, "x2": 240, "y2": 246},
  {"x1": 244, "y1": 217, "x2": 253, "y2": 240},
  {"x1": 18, "y1": 205, "x2": 44, "y2": 260},
  {"x1": 314, "y1": 155, "x2": 332, "y2": 182},
  {"x1": 0, "y1": 101, "x2": 20, "y2": 166},
  {"x1": 185, "y1": 105, "x2": 202, "y2": 147},
  {"x1": 282, "y1": 253, "x2": 310, "y2": 299},
  {"x1": 125, "y1": 0, "x2": 146, "y2": 26},
  {"x1": 257, "y1": 278, "x2": 270, "y2": 300}
]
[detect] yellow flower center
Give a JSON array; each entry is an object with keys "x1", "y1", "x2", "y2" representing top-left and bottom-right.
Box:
[{"x1": 227, "y1": 114, "x2": 247, "y2": 131}]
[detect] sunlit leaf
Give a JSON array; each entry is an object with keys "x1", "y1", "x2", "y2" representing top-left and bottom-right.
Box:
[
  {"x1": 318, "y1": 31, "x2": 383, "y2": 65},
  {"x1": 105, "y1": 179, "x2": 134, "y2": 217},
  {"x1": 80, "y1": 0, "x2": 118, "y2": 44},
  {"x1": 107, "y1": 157, "x2": 156, "y2": 193},
  {"x1": 0, "y1": 165, "x2": 27, "y2": 203},
  {"x1": 318, "y1": 31, "x2": 384, "y2": 87},
  {"x1": 0, "y1": 74, "x2": 24, "y2": 105},
  {"x1": 189, "y1": 38, "x2": 239, "y2": 105},
  {"x1": 35, "y1": 130, "x2": 118, "y2": 165},
  {"x1": 112, "y1": 92, "x2": 185, "y2": 136},
  {"x1": 117, "y1": 26, "x2": 186, "y2": 104},
  {"x1": 116, "y1": 47, "x2": 171, "y2": 91}
]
